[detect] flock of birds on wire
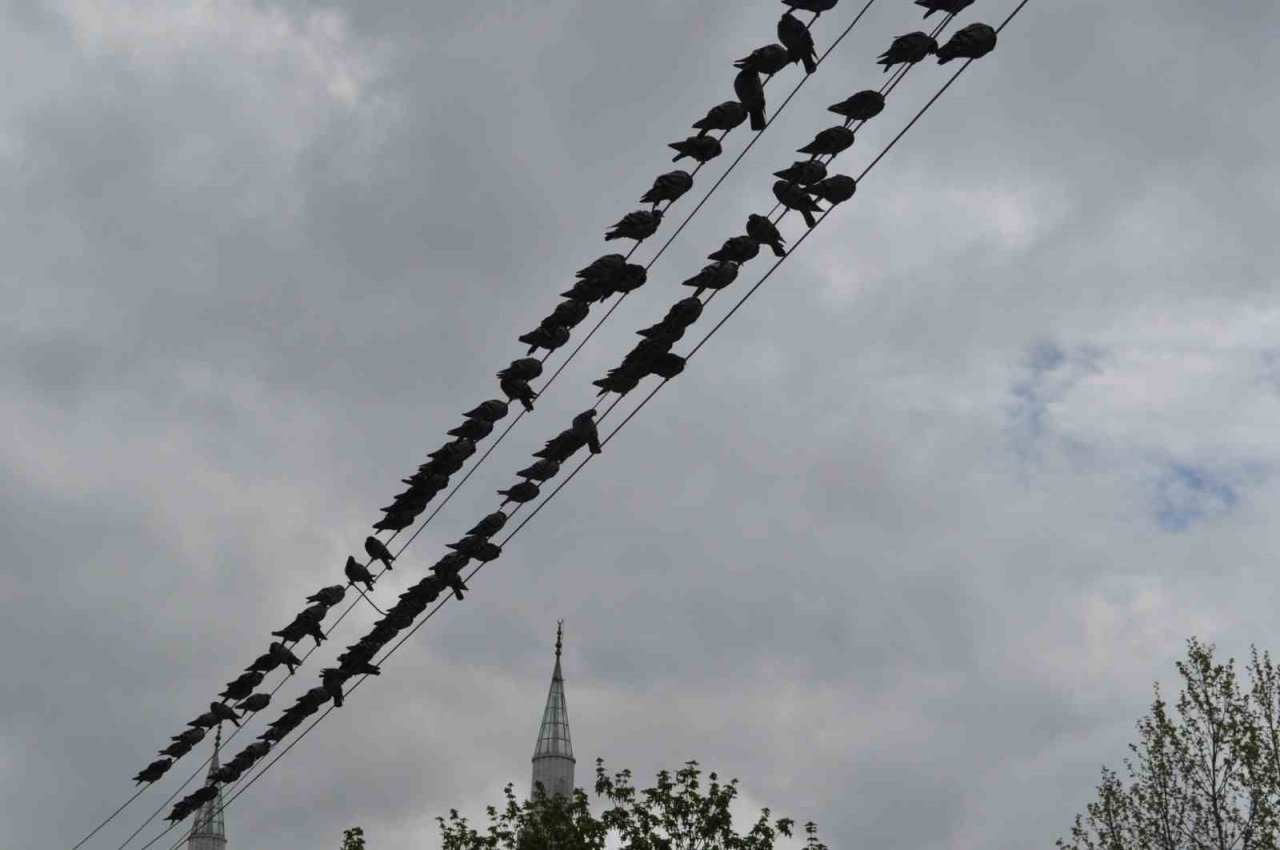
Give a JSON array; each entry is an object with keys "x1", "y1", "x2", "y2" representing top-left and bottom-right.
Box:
[{"x1": 96, "y1": 0, "x2": 1005, "y2": 839}]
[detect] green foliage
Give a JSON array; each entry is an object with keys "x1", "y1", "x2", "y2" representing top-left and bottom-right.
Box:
[
  {"x1": 436, "y1": 760, "x2": 825, "y2": 850},
  {"x1": 341, "y1": 826, "x2": 367, "y2": 850},
  {"x1": 1059, "y1": 638, "x2": 1280, "y2": 850}
]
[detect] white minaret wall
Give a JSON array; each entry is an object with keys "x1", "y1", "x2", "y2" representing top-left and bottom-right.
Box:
[{"x1": 531, "y1": 622, "x2": 576, "y2": 799}]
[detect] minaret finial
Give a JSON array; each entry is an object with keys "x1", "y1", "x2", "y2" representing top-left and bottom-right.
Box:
[{"x1": 555, "y1": 619, "x2": 564, "y2": 659}]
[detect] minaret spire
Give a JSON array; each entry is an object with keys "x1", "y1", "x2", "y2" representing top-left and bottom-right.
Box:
[
  {"x1": 531, "y1": 620, "x2": 575, "y2": 799},
  {"x1": 187, "y1": 725, "x2": 228, "y2": 850}
]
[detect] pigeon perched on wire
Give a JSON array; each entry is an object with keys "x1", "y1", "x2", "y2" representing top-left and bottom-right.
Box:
[
  {"x1": 464, "y1": 399, "x2": 510, "y2": 422},
  {"x1": 605, "y1": 209, "x2": 664, "y2": 242},
  {"x1": 773, "y1": 181, "x2": 824, "y2": 227},
  {"x1": 188, "y1": 711, "x2": 220, "y2": 730},
  {"x1": 774, "y1": 159, "x2": 828, "y2": 186},
  {"x1": 172, "y1": 728, "x2": 206, "y2": 747},
  {"x1": 641, "y1": 170, "x2": 694, "y2": 208},
  {"x1": 877, "y1": 32, "x2": 938, "y2": 72},
  {"x1": 669, "y1": 135, "x2": 723, "y2": 164},
  {"x1": 692, "y1": 100, "x2": 749, "y2": 136},
  {"x1": 746, "y1": 213, "x2": 787, "y2": 257},
  {"x1": 936, "y1": 22, "x2": 997, "y2": 63},
  {"x1": 798, "y1": 125, "x2": 855, "y2": 157},
  {"x1": 649, "y1": 353, "x2": 687, "y2": 380},
  {"x1": 733, "y1": 69, "x2": 767, "y2": 132},
  {"x1": 345, "y1": 556, "x2": 375, "y2": 592},
  {"x1": 782, "y1": 0, "x2": 838, "y2": 16},
  {"x1": 644, "y1": 297, "x2": 704, "y2": 335},
  {"x1": 373, "y1": 510, "x2": 415, "y2": 532},
  {"x1": 219, "y1": 670, "x2": 264, "y2": 701},
  {"x1": 552, "y1": 299, "x2": 591, "y2": 329},
  {"x1": 806, "y1": 174, "x2": 857, "y2": 204},
  {"x1": 708, "y1": 235, "x2": 761, "y2": 264},
  {"x1": 777, "y1": 12, "x2": 818, "y2": 73},
  {"x1": 572, "y1": 409, "x2": 603, "y2": 454},
  {"x1": 498, "y1": 481, "x2": 541, "y2": 504},
  {"x1": 448, "y1": 416, "x2": 495, "y2": 441},
  {"x1": 828, "y1": 90, "x2": 886, "y2": 122},
  {"x1": 432, "y1": 552, "x2": 470, "y2": 576},
  {"x1": 682, "y1": 261, "x2": 740, "y2": 298},
  {"x1": 519, "y1": 322, "x2": 572, "y2": 355},
  {"x1": 577, "y1": 253, "x2": 626, "y2": 282},
  {"x1": 561, "y1": 277, "x2": 611, "y2": 303},
  {"x1": 517, "y1": 458, "x2": 561, "y2": 481},
  {"x1": 468, "y1": 510, "x2": 508, "y2": 538},
  {"x1": 915, "y1": 0, "x2": 973, "y2": 18},
  {"x1": 209, "y1": 701, "x2": 241, "y2": 728},
  {"x1": 500, "y1": 376, "x2": 537, "y2": 412},
  {"x1": 268, "y1": 641, "x2": 302, "y2": 674},
  {"x1": 321, "y1": 669, "x2": 350, "y2": 708},
  {"x1": 306, "y1": 585, "x2": 347, "y2": 607},
  {"x1": 534, "y1": 429, "x2": 587, "y2": 462},
  {"x1": 159, "y1": 740, "x2": 192, "y2": 759},
  {"x1": 364, "y1": 536, "x2": 395, "y2": 570},
  {"x1": 500, "y1": 356, "x2": 544, "y2": 381},
  {"x1": 734, "y1": 44, "x2": 792, "y2": 76},
  {"x1": 237, "y1": 693, "x2": 271, "y2": 715}
]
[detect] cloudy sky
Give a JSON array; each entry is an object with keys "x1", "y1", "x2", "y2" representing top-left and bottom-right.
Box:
[{"x1": 4, "y1": 0, "x2": 1279, "y2": 847}]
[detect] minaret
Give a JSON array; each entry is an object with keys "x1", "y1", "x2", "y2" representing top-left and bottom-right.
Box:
[
  {"x1": 531, "y1": 621, "x2": 575, "y2": 799},
  {"x1": 187, "y1": 726, "x2": 228, "y2": 850}
]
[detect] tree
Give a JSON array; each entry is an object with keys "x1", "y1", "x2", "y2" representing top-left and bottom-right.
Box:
[
  {"x1": 341, "y1": 826, "x2": 367, "y2": 850},
  {"x1": 436, "y1": 759, "x2": 827, "y2": 850},
  {"x1": 1059, "y1": 638, "x2": 1280, "y2": 850}
]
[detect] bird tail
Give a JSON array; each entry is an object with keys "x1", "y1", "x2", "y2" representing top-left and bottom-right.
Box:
[
  {"x1": 769, "y1": 242, "x2": 787, "y2": 258},
  {"x1": 671, "y1": 150, "x2": 687, "y2": 163},
  {"x1": 749, "y1": 106, "x2": 766, "y2": 131},
  {"x1": 801, "y1": 209, "x2": 817, "y2": 228},
  {"x1": 937, "y1": 52, "x2": 954, "y2": 64},
  {"x1": 604, "y1": 230, "x2": 621, "y2": 240},
  {"x1": 733, "y1": 58, "x2": 749, "y2": 70},
  {"x1": 695, "y1": 128, "x2": 709, "y2": 138},
  {"x1": 803, "y1": 54, "x2": 817, "y2": 74},
  {"x1": 639, "y1": 190, "x2": 656, "y2": 204}
]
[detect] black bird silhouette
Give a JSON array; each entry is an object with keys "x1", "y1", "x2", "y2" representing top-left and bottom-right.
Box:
[
  {"x1": 936, "y1": 22, "x2": 997, "y2": 63},
  {"x1": 709, "y1": 235, "x2": 761, "y2": 264},
  {"x1": 306, "y1": 584, "x2": 346, "y2": 607},
  {"x1": 877, "y1": 32, "x2": 938, "y2": 71},
  {"x1": 473, "y1": 542, "x2": 503, "y2": 562},
  {"x1": 798, "y1": 125, "x2": 855, "y2": 157},
  {"x1": 552, "y1": 299, "x2": 591, "y2": 329},
  {"x1": 649, "y1": 353, "x2": 688, "y2": 380},
  {"x1": 773, "y1": 181, "x2": 824, "y2": 227},
  {"x1": 212, "y1": 763, "x2": 244, "y2": 784},
  {"x1": 561, "y1": 278, "x2": 611, "y2": 304},
  {"x1": 431, "y1": 552, "x2": 470, "y2": 576},
  {"x1": 572, "y1": 409, "x2": 603, "y2": 454},
  {"x1": 734, "y1": 43, "x2": 792, "y2": 75},
  {"x1": 828, "y1": 89, "x2": 886, "y2": 122},
  {"x1": 448, "y1": 417, "x2": 494, "y2": 440},
  {"x1": 498, "y1": 357, "x2": 542, "y2": 382},
  {"x1": 364, "y1": 536, "x2": 395, "y2": 569},
  {"x1": 268, "y1": 641, "x2": 302, "y2": 674},
  {"x1": 498, "y1": 481, "x2": 541, "y2": 504},
  {"x1": 733, "y1": 69, "x2": 767, "y2": 131},
  {"x1": 654, "y1": 297, "x2": 705, "y2": 332},
  {"x1": 806, "y1": 174, "x2": 857, "y2": 204},
  {"x1": 594, "y1": 368, "x2": 643, "y2": 397},
  {"x1": 237, "y1": 693, "x2": 271, "y2": 714},
  {"x1": 247, "y1": 652, "x2": 277, "y2": 676},
  {"x1": 778, "y1": 12, "x2": 818, "y2": 73},
  {"x1": 746, "y1": 213, "x2": 787, "y2": 257},
  {"x1": 519, "y1": 323, "x2": 571, "y2": 355},
  {"x1": 345, "y1": 556, "x2": 375, "y2": 592},
  {"x1": 682, "y1": 260, "x2": 740, "y2": 298},
  {"x1": 692, "y1": 100, "x2": 749, "y2": 136},
  {"x1": 500, "y1": 376, "x2": 537, "y2": 412},
  {"x1": 467, "y1": 510, "x2": 508, "y2": 538},
  {"x1": 219, "y1": 670, "x2": 264, "y2": 701},
  {"x1": 534, "y1": 429, "x2": 586, "y2": 462},
  {"x1": 321, "y1": 669, "x2": 350, "y2": 708},
  {"x1": 189, "y1": 711, "x2": 220, "y2": 730},
  {"x1": 611, "y1": 264, "x2": 648, "y2": 296},
  {"x1": 915, "y1": 0, "x2": 973, "y2": 18},
  {"x1": 164, "y1": 801, "x2": 193, "y2": 823},
  {"x1": 159, "y1": 740, "x2": 191, "y2": 759},
  {"x1": 640, "y1": 170, "x2": 694, "y2": 208},
  {"x1": 782, "y1": 0, "x2": 838, "y2": 14},
  {"x1": 373, "y1": 511, "x2": 415, "y2": 532},
  {"x1": 517, "y1": 458, "x2": 561, "y2": 481},
  {"x1": 605, "y1": 209, "x2": 663, "y2": 242},
  {"x1": 444, "y1": 572, "x2": 469, "y2": 601},
  {"x1": 447, "y1": 535, "x2": 490, "y2": 558},
  {"x1": 669, "y1": 135, "x2": 723, "y2": 163},
  {"x1": 576, "y1": 253, "x2": 626, "y2": 284},
  {"x1": 464, "y1": 399, "x2": 510, "y2": 422},
  {"x1": 172, "y1": 728, "x2": 206, "y2": 746},
  {"x1": 209, "y1": 701, "x2": 241, "y2": 728},
  {"x1": 774, "y1": 159, "x2": 828, "y2": 186},
  {"x1": 341, "y1": 658, "x2": 381, "y2": 676}
]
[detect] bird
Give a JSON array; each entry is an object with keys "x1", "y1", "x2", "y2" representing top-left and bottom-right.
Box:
[
  {"x1": 877, "y1": 32, "x2": 938, "y2": 72},
  {"x1": 237, "y1": 693, "x2": 271, "y2": 714},
  {"x1": 773, "y1": 181, "x2": 824, "y2": 227},
  {"x1": 500, "y1": 376, "x2": 537, "y2": 412},
  {"x1": 188, "y1": 711, "x2": 220, "y2": 730},
  {"x1": 373, "y1": 511, "x2": 415, "y2": 532},
  {"x1": 577, "y1": 253, "x2": 627, "y2": 280},
  {"x1": 915, "y1": 0, "x2": 974, "y2": 18},
  {"x1": 464, "y1": 399, "x2": 509, "y2": 422},
  {"x1": 447, "y1": 417, "x2": 494, "y2": 441},
  {"x1": 472, "y1": 542, "x2": 503, "y2": 562},
  {"x1": 746, "y1": 213, "x2": 787, "y2": 257},
  {"x1": 561, "y1": 278, "x2": 611, "y2": 303},
  {"x1": 499, "y1": 357, "x2": 543, "y2": 382},
  {"x1": 605, "y1": 209, "x2": 663, "y2": 242},
  {"x1": 467, "y1": 510, "x2": 508, "y2": 538},
  {"x1": 593, "y1": 367, "x2": 643, "y2": 397},
  {"x1": 341, "y1": 658, "x2": 381, "y2": 677},
  {"x1": 306, "y1": 585, "x2": 346, "y2": 607},
  {"x1": 936, "y1": 22, "x2": 997, "y2": 63},
  {"x1": 572, "y1": 409, "x2": 603, "y2": 454},
  {"x1": 210, "y1": 701, "x2": 241, "y2": 728},
  {"x1": 444, "y1": 572, "x2": 469, "y2": 601},
  {"x1": 782, "y1": 0, "x2": 838, "y2": 15},
  {"x1": 828, "y1": 89, "x2": 886, "y2": 122},
  {"x1": 611, "y1": 264, "x2": 648, "y2": 295},
  {"x1": 649, "y1": 353, "x2": 687, "y2": 380},
  {"x1": 777, "y1": 12, "x2": 818, "y2": 73},
  {"x1": 345, "y1": 556, "x2": 375, "y2": 592},
  {"x1": 219, "y1": 670, "x2": 264, "y2": 701},
  {"x1": 534, "y1": 429, "x2": 586, "y2": 462},
  {"x1": 734, "y1": 43, "x2": 792, "y2": 76},
  {"x1": 640, "y1": 170, "x2": 694, "y2": 208},
  {"x1": 498, "y1": 481, "x2": 541, "y2": 504},
  {"x1": 447, "y1": 535, "x2": 490, "y2": 558},
  {"x1": 773, "y1": 159, "x2": 828, "y2": 186},
  {"x1": 552, "y1": 299, "x2": 591, "y2": 329},
  {"x1": 431, "y1": 551, "x2": 470, "y2": 576},
  {"x1": 159, "y1": 740, "x2": 191, "y2": 759},
  {"x1": 797, "y1": 125, "x2": 855, "y2": 157},
  {"x1": 733, "y1": 69, "x2": 767, "y2": 131},
  {"x1": 517, "y1": 458, "x2": 561, "y2": 481},
  {"x1": 682, "y1": 261, "x2": 740, "y2": 298},
  {"x1": 269, "y1": 641, "x2": 302, "y2": 674},
  {"x1": 806, "y1": 174, "x2": 857, "y2": 204},
  {"x1": 692, "y1": 100, "x2": 748, "y2": 136},
  {"x1": 708, "y1": 235, "x2": 761, "y2": 264},
  {"x1": 364, "y1": 536, "x2": 395, "y2": 570},
  {"x1": 669, "y1": 135, "x2": 723, "y2": 164},
  {"x1": 172, "y1": 728, "x2": 206, "y2": 747},
  {"x1": 520, "y1": 323, "x2": 572, "y2": 355},
  {"x1": 321, "y1": 669, "x2": 350, "y2": 708},
  {"x1": 648, "y1": 297, "x2": 705, "y2": 333}
]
